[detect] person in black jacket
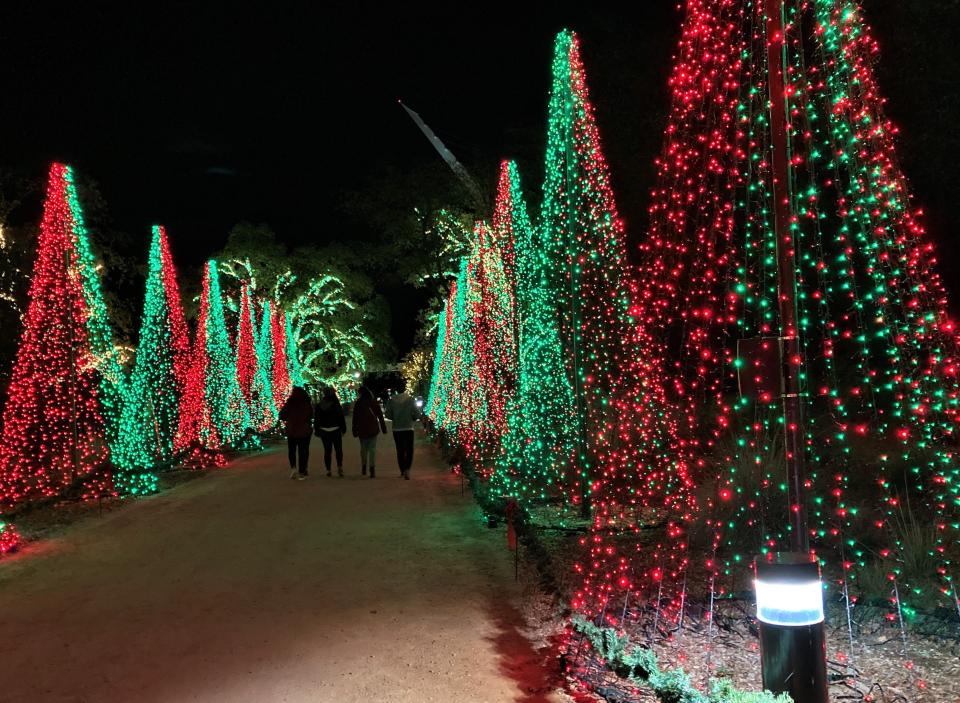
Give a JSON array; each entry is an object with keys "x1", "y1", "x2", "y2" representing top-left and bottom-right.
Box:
[
  {"x1": 280, "y1": 386, "x2": 313, "y2": 480},
  {"x1": 313, "y1": 386, "x2": 347, "y2": 477}
]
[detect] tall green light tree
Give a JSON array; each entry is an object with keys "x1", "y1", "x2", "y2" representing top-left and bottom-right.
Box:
[
  {"x1": 539, "y1": 30, "x2": 630, "y2": 514},
  {"x1": 117, "y1": 225, "x2": 190, "y2": 482},
  {"x1": 424, "y1": 303, "x2": 450, "y2": 424},
  {"x1": 63, "y1": 167, "x2": 130, "y2": 456},
  {"x1": 492, "y1": 161, "x2": 577, "y2": 504},
  {"x1": 284, "y1": 310, "x2": 305, "y2": 387}
]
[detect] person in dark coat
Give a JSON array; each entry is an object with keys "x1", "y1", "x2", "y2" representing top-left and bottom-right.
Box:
[
  {"x1": 351, "y1": 385, "x2": 387, "y2": 478},
  {"x1": 314, "y1": 386, "x2": 347, "y2": 477},
  {"x1": 385, "y1": 380, "x2": 421, "y2": 480},
  {"x1": 279, "y1": 386, "x2": 313, "y2": 480}
]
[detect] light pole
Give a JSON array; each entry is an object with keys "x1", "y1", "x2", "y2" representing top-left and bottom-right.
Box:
[{"x1": 757, "y1": 1, "x2": 829, "y2": 700}]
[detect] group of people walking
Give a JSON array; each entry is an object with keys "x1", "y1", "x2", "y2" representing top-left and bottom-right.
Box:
[{"x1": 278, "y1": 382, "x2": 422, "y2": 480}]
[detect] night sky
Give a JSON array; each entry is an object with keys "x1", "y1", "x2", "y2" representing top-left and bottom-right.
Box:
[{"x1": 2, "y1": 2, "x2": 958, "y2": 352}]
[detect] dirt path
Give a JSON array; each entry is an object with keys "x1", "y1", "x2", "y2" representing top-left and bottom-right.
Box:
[{"x1": 0, "y1": 432, "x2": 563, "y2": 702}]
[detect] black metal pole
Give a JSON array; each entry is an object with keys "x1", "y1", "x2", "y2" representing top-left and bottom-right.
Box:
[
  {"x1": 759, "y1": 3, "x2": 829, "y2": 701},
  {"x1": 765, "y1": 0, "x2": 808, "y2": 554}
]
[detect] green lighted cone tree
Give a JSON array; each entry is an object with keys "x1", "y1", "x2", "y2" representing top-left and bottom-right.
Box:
[
  {"x1": 491, "y1": 161, "x2": 577, "y2": 504},
  {"x1": 284, "y1": 310, "x2": 304, "y2": 388},
  {"x1": 539, "y1": 30, "x2": 630, "y2": 514},
  {"x1": 255, "y1": 299, "x2": 279, "y2": 416},
  {"x1": 424, "y1": 302, "x2": 449, "y2": 423},
  {"x1": 445, "y1": 259, "x2": 476, "y2": 444},
  {"x1": 116, "y1": 225, "x2": 190, "y2": 485},
  {"x1": 426, "y1": 296, "x2": 455, "y2": 431},
  {"x1": 575, "y1": 1, "x2": 960, "y2": 679},
  {"x1": 63, "y1": 167, "x2": 131, "y2": 460},
  {"x1": 64, "y1": 166, "x2": 155, "y2": 492},
  {"x1": 206, "y1": 261, "x2": 250, "y2": 446},
  {"x1": 439, "y1": 222, "x2": 519, "y2": 470},
  {"x1": 257, "y1": 299, "x2": 274, "y2": 381},
  {"x1": 255, "y1": 299, "x2": 278, "y2": 429},
  {"x1": 179, "y1": 261, "x2": 250, "y2": 449}
]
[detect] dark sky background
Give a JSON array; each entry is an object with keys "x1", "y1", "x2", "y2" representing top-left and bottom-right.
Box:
[{"x1": 1, "y1": 1, "x2": 958, "y2": 355}]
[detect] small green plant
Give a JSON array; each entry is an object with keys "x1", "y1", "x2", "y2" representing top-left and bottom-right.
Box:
[
  {"x1": 890, "y1": 496, "x2": 940, "y2": 589},
  {"x1": 572, "y1": 616, "x2": 791, "y2": 703}
]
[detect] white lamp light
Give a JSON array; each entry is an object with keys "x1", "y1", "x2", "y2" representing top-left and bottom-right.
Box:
[
  {"x1": 754, "y1": 577, "x2": 824, "y2": 627},
  {"x1": 754, "y1": 553, "x2": 829, "y2": 702}
]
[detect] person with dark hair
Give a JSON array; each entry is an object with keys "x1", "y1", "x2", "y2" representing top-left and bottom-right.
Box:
[
  {"x1": 351, "y1": 385, "x2": 387, "y2": 478},
  {"x1": 314, "y1": 386, "x2": 347, "y2": 477},
  {"x1": 279, "y1": 386, "x2": 313, "y2": 480},
  {"x1": 385, "y1": 379, "x2": 421, "y2": 480}
]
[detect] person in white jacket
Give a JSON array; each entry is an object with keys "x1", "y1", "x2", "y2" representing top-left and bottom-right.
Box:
[{"x1": 384, "y1": 381, "x2": 421, "y2": 479}]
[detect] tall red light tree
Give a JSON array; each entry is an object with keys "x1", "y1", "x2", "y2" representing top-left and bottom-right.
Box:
[
  {"x1": 177, "y1": 261, "x2": 249, "y2": 450},
  {"x1": 466, "y1": 223, "x2": 517, "y2": 466},
  {"x1": 576, "y1": 0, "x2": 960, "y2": 653},
  {"x1": 236, "y1": 285, "x2": 276, "y2": 431},
  {"x1": 271, "y1": 304, "x2": 292, "y2": 409},
  {"x1": 0, "y1": 164, "x2": 109, "y2": 506}
]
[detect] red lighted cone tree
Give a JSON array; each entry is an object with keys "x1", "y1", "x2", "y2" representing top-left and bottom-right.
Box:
[
  {"x1": 236, "y1": 285, "x2": 276, "y2": 430},
  {"x1": 465, "y1": 223, "x2": 516, "y2": 466},
  {"x1": 236, "y1": 285, "x2": 257, "y2": 404},
  {"x1": 178, "y1": 261, "x2": 249, "y2": 450},
  {"x1": 576, "y1": 0, "x2": 960, "y2": 647},
  {"x1": 271, "y1": 304, "x2": 292, "y2": 408},
  {"x1": 0, "y1": 165, "x2": 109, "y2": 506}
]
